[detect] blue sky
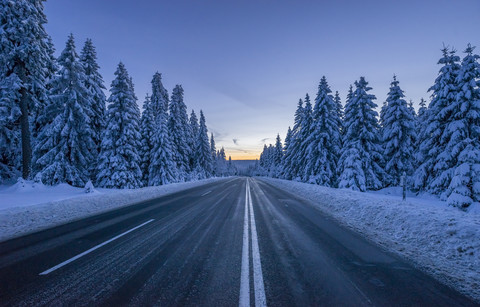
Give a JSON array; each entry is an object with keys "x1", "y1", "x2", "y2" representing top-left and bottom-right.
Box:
[{"x1": 44, "y1": 0, "x2": 480, "y2": 159}]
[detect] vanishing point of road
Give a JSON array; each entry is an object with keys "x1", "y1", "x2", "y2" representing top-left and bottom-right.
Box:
[{"x1": 0, "y1": 177, "x2": 476, "y2": 306}]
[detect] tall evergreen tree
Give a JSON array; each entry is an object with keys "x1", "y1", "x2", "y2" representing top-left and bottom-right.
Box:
[
  {"x1": 80, "y1": 39, "x2": 106, "y2": 164},
  {"x1": 305, "y1": 76, "x2": 342, "y2": 186},
  {"x1": 210, "y1": 133, "x2": 216, "y2": 176},
  {"x1": 445, "y1": 44, "x2": 480, "y2": 209},
  {"x1": 96, "y1": 62, "x2": 142, "y2": 188},
  {"x1": 282, "y1": 100, "x2": 303, "y2": 179},
  {"x1": 280, "y1": 126, "x2": 293, "y2": 178},
  {"x1": 33, "y1": 34, "x2": 94, "y2": 186},
  {"x1": 189, "y1": 110, "x2": 199, "y2": 169},
  {"x1": 333, "y1": 91, "x2": 344, "y2": 134},
  {"x1": 168, "y1": 85, "x2": 191, "y2": 178},
  {"x1": 139, "y1": 94, "x2": 154, "y2": 185},
  {"x1": 0, "y1": 72, "x2": 21, "y2": 181},
  {"x1": 149, "y1": 107, "x2": 177, "y2": 186},
  {"x1": 382, "y1": 75, "x2": 416, "y2": 186},
  {"x1": 338, "y1": 77, "x2": 384, "y2": 191},
  {"x1": 194, "y1": 110, "x2": 212, "y2": 177},
  {"x1": 414, "y1": 47, "x2": 461, "y2": 194},
  {"x1": 0, "y1": 0, "x2": 54, "y2": 180},
  {"x1": 274, "y1": 134, "x2": 283, "y2": 166},
  {"x1": 151, "y1": 72, "x2": 169, "y2": 119},
  {"x1": 295, "y1": 94, "x2": 314, "y2": 180}
]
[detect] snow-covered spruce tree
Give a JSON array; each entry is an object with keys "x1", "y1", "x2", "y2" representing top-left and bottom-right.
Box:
[
  {"x1": 96, "y1": 62, "x2": 142, "y2": 188},
  {"x1": 80, "y1": 39, "x2": 106, "y2": 166},
  {"x1": 414, "y1": 47, "x2": 461, "y2": 194},
  {"x1": 445, "y1": 44, "x2": 480, "y2": 209},
  {"x1": 140, "y1": 72, "x2": 172, "y2": 184},
  {"x1": 149, "y1": 105, "x2": 177, "y2": 186},
  {"x1": 194, "y1": 110, "x2": 212, "y2": 178},
  {"x1": 416, "y1": 98, "x2": 428, "y2": 136},
  {"x1": 338, "y1": 77, "x2": 384, "y2": 191},
  {"x1": 282, "y1": 99, "x2": 303, "y2": 179},
  {"x1": 0, "y1": 74, "x2": 21, "y2": 181},
  {"x1": 33, "y1": 34, "x2": 94, "y2": 187},
  {"x1": 168, "y1": 85, "x2": 191, "y2": 179},
  {"x1": 151, "y1": 72, "x2": 169, "y2": 120},
  {"x1": 305, "y1": 76, "x2": 342, "y2": 186},
  {"x1": 227, "y1": 156, "x2": 236, "y2": 175},
  {"x1": 0, "y1": 0, "x2": 54, "y2": 180},
  {"x1": 189, "y1": 110, "x2": 199, "y2": 170},
  {"x1": 295, "y1": 94, "x2": 314, "y2": 181},
  {"x1": 333, "y1": 91, "x2": 344, "y2": 134},
  {"x1": 279, "y1": 126, "x2": 292, "y2": 178},
  {"x1": 139, "y1": 94, "x2": 154, "y2": 185},
  {"x1": 382, "y1": 75, "x2": 416, "y2": 186},
  {"x1": 31, "y1": 35, "x2": 57, "y2": 141},
  {"x1": 210, "y1": 133, "x2": 216, "y2": 175},
  {"x1": 215, "y1": 147, "x2": 227, "y2": 176}
]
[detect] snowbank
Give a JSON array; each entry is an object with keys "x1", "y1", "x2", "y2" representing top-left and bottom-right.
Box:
[
  {"x1": 258, "y1": 177, "x2": 480, "y2": 302},
  {"x1": 0, "y1": 178, "x2": 226, "y2": 242}
]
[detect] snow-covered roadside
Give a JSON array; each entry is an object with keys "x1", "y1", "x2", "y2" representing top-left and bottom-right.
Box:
[
  {"x1": 258, "y1": 177, "x2": 480, "y2": 302},
  {"x1": 0, "y1": 178, "x2": 226, "y2": 242}
]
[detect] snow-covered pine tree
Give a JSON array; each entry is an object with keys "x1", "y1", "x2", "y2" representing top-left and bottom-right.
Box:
[
  {"x1": 0, "y1": 0, "x2": 54, "y2": 180},
  {"x1": 189, "y1": 110, "x2": 199, "y2": 170},
  {"x1": 139, "y1": 94, "x2": 154, "y2": 185},
  {"x1": 382, "y1": 75, "x2": 416, "y2": 186},
  {"x1": 80, "y1": 39, "x2": 106, "y2": 169},
  {"x1": 282, "y1": 99, "x2": 303, "y2": 180},
  {"x1": 33, "y1": 34, "x2": 94, "y2": 186},
  {"x1": 273, "y1": 134, "x2": 283, "y2": 177},
  {"x1": 227, "y1": 155, "x2": 236, "y2": 175},
  {"x1": 338, "y1": 77, "x2": 384, "y2": 191},
  {"x1": 445, "y1": 44, "x2": 480, "y2": 209},
  {"x1": 414, "y1": 47, "x2": 461, "y2": 194},
  {"x1": 274, "y1": 134, "x2": 283, "y2": 166},
  {"x1": 194, "y1": 110, "x2": 212, "y2": 177},
  {"x1": 216, "y1": 147, "x2": 227, "y2": 176},
  {"x1": 143, "y1": 72, "x2": 177, "y2": 184},
  {"x1": 96, "y1": 62, "x2": 142, "y2": 188},
  {"x1": 417, "y1": 98, "x2": 427, "y2": 123},
  {"x1": 305, "y1": 76, "x2": 342, "y2": 186},
  {"x1": 295, "y1": 94, "x2": 314, "y2": 181},
  {"x1": 210, "y1": 133, "x2": 216, "y2": 175},
  {"x1": 31, "y1": 36, "x2": 57, "y2": 141},
  {"x1": 333, "y1": 91, "x2": 344, "y2": 134},
  {"x1": 149, "y1": 106, "x2": 177, "y2": 186},
  {"x1": 279, "y1": 126, "x2": 293, "y2": 178},
  {"x1": 168, "y1": 85, "x2": 191, "y2": 179},
  {"x1": 0, "y1": 73, "x2": 21, "y2": 181},
  {"x1": 151, "y1": 72, "x2": 169, "y2": 120}
]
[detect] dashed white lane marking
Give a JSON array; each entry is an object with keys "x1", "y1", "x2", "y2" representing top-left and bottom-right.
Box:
[
  {"x1": 39, "y1": 219, "x2": 155, "y2": 276},
  {"x1": 201, "y1": 190, "x2": 212, "y2": 196},
  {"x1": 239, "y1": 179, "x2": 267, "y2": 307},
  {"x1": 239, "y1": 180, "x2": 250, "y2": 307}
]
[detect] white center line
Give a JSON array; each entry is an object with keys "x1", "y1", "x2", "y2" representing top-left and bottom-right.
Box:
[
  {"x1": 239, "y1": 180, "x2": 250, "y2": 307},
  {"x1": 201, "y1": 190, "x2": 212, "y2": 196},
  {"x1": 248, "y1": 180, "x2": 267, "y2": 307},
  {"x1": 39, "y1": 219, "x2": 155, "y2": 276}
]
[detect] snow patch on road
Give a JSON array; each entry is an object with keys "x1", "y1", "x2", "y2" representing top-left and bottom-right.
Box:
[
  {"x1": 258, "y1": 177, "x2": 480, "y2": 302},
  {"x1": 0, "y1": 178, "x2": 226, "y2": 242}
]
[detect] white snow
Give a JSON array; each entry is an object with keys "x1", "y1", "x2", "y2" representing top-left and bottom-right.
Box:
[
  {"x1": 0, "y1": 178, "x2": 226, "y2": 242},
  {"x1": 258, "y1": 177, "x2": 480, "y2": 302}
]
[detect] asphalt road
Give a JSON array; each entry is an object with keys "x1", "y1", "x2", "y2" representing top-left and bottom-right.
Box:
[{"x1": 0, "y1": 177, "x2": 476, "y2": 306}]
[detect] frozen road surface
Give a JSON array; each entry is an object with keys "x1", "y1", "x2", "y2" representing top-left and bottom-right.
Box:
[{"x1": 0, "y1": 177, "x2": 476, "y2": 306}]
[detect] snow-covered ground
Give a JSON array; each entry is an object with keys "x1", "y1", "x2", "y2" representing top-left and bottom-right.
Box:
[
  {"x1": 0, "y1": 178, "x2": 226, "y2": 242},
  {"x1": 258, "y1": 177, "x2": 480, "y2": 302}
]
